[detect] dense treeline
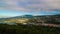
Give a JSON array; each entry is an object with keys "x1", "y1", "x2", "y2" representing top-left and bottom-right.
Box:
[{"x1": 0, "y1": 24, "x2": 60, "y2": 34}]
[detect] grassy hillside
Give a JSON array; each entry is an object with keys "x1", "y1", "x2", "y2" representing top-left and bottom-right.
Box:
[{"x1": 0, "y1": 14, "x2": 60, "y2": 34}]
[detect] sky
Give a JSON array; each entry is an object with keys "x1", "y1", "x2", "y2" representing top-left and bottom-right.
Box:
[{"x1": 0, "y1": 0, "x2": 60, "y2": 17}]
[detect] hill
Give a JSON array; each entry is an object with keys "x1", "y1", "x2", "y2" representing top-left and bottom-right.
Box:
[{"x1": 0, "y1": 14, "x2": 60, "y2": 25}]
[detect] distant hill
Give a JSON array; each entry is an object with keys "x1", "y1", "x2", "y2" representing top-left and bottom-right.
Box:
[{"x1": 0, "y1": 14, "x2": 60, "y2": 25}]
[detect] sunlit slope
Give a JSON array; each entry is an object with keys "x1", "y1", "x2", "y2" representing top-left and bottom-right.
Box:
[{"x1": 0, "y1": 14, "x2": 60, "y2": 25}]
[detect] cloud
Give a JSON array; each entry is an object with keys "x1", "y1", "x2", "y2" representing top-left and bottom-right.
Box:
[
  {"x1": 0, "y1": 0, "x2": 60, "y2": 12},
  {"x1": 44, "y1": 0, "x2": 60, "y2": 10}
]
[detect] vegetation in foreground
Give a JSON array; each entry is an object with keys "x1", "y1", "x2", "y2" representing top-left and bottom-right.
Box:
[{"x1": 0, "y1": 24, "x2": 60, "y2": 34}]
